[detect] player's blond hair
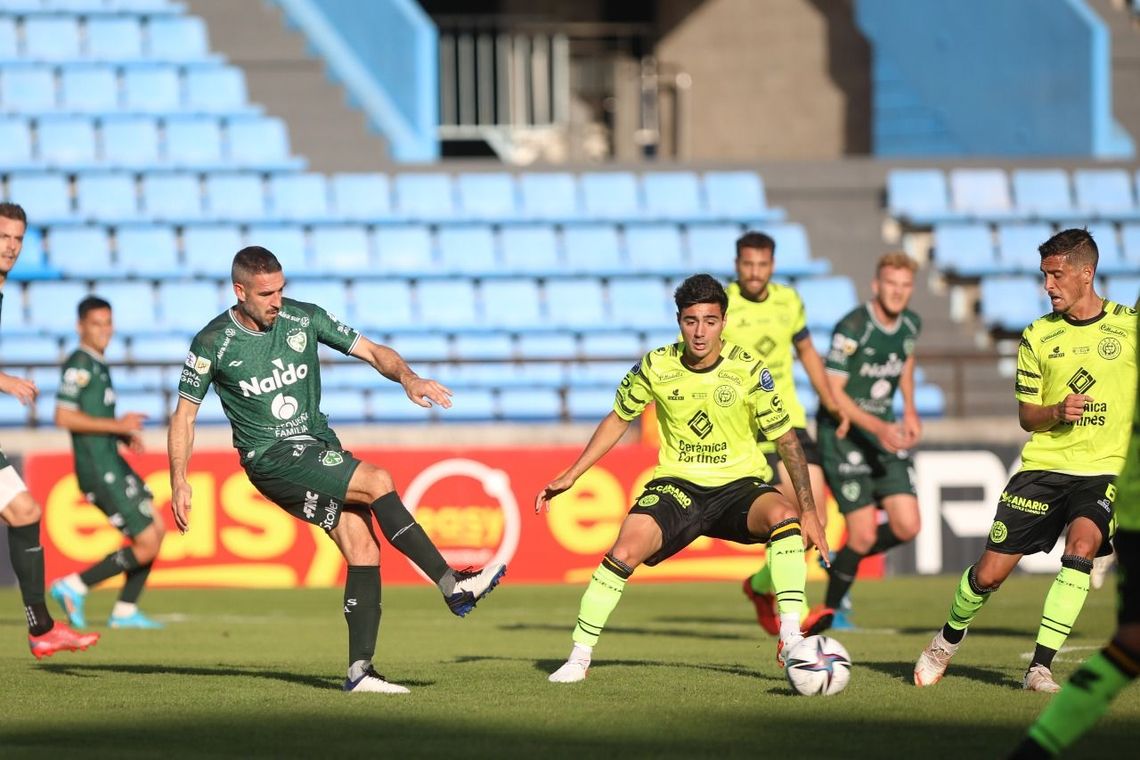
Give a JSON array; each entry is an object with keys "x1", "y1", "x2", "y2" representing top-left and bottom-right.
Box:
[{"x1": 875, "y1": 251, "x2": 918, "y2": 276}]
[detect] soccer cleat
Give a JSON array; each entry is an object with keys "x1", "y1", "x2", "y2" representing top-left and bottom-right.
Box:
[
  {"x1": 108, "y1": 610, "x2": 164, "y2": 629},
  {"x1": 741, "y1": 577, "x2": 780, "y2": 636},
  {"x1": 445, "y1": 563, "x2": 507, "y2": 617},
  {"x1": 343, "y1": 665, "x2": 410, "y2": 694},
  {"x1": 49, "y1": 579, "x2": 87, "y2": 629},
  {"x1": 1023, "y1": 664, "x2": 1062, "y2": 693},
  {"x1": 28, "y1": 622, "x2": 100, "y2": 660},
  {"x1": 914, "y1": 629, "x2": 962, "y2": 686},
  {"x1": 1091, "y1": 551, "x2": 1114, "y2": 590},
  {"x1": 830, "y1": 609, "x2": 856, "y2": 631},
  {"x1": 776, "y1": 635, "x2": 804, "y2": 668},
  {"x1": 548, "y1": 659, "x2": 589, "y2": 683},
  {"x1": 800, "y1": 605, "x2": 835, "y2": 636}
]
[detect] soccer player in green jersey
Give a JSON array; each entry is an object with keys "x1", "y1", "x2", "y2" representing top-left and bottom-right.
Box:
[
  {"x1": 537, "y1": 274, "x2": 829, "y2": 683},
  {"x1": 0, "y1": 202, "x2": 99, "y2": 658},
  {"x1": 915, "y1": 228, "x2": 1138, "y2": 693},
  {"x1": 1010, "y1": 298, "x2": 1140, "y2": 757},
  {"x1": 49, "y1": 296, "x2": 166, "y2": 629},
  {"x1": 803, "y1": 251, "x2": 923, "y2": 634},
  {"x1": 726, "y1": 231, "x2": 850, "y2": 636},
  {"x1": 169, "y1": 246, "x2": 506, "y2": 694}
]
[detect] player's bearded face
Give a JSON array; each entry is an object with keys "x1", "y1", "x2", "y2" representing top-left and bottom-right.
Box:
[
  {"x1": 1040, "y1": 254, "x2": 1089, "y2": 315},
  {"x1": 872, "y1": 266, "x2": 914, "y2": 318},
  {"x1": 0, "y1": 217, "x2": 25, "y2": 276},
  {"x1": 78, "y1": 307, "x2": 113, "y2": 353},
  {"x1": 735, "y1": 246, "x2": 773, "y2": 299},
  {"x1": 678, "y1": 302, "x2": 725, "y2": 366},
  {"x1": 235, "y1": 271, "x2": 285, "y2": 330}
]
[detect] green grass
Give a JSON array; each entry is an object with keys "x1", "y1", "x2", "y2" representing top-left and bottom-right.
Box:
[{"x1": 1, "y1": 576, "x2": 1136, "y2": 759}]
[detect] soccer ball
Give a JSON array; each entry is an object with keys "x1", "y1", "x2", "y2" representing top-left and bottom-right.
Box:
[{"x1": 784, "y1": 635, "x2": 852, "y2": 696}]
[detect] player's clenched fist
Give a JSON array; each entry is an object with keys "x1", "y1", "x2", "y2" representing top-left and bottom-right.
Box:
[{"x1": 1056, "y1": 393, "x2": 1091, "y2": 423}]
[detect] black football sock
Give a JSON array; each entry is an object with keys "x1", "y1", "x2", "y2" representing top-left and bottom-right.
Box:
[
  {"x1": 80, "y1": 547, "x2": 142, "y2": 588},
  {"x1": 8, "y1": 523, "x2": 53, "y2": 635},
  {"x1": 824, "y1": 546, "x2": 863, "y2": 609},
  {"x1": 345, "y1": 565, "x2": 381, "y2": 667},
  {"x1": 370, "y1": 492, "x2": 449, "y2": 584},
  {"x1": 119, "y1": 561, "x2": 153, "y2": 605},
  {"x1": 866, "y1": 523, "x2": 905, "y2": 556}
]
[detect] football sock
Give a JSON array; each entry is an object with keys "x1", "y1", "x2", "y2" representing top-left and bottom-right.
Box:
[
  {"x1": 119, "y1": 562, "x2": 153, "y2": 605},
  {"x1": 866, "y1": 523, "x2": 905, "y2": 556},
  {"x1": 1032, "y1": 555, "x2": 1092, "y2": 668},
  {"x1": 80, "y1": 547, "x2": 141, "y2": 587},
  {"x1": 112, "y1": 601, "x2": 137, "y2": 618},
  {"x1": 942, "y1": 565, "x2": 994, "y2": 645},
  {"x1": 824, "y1": 546, "x2": 862, "y2": 609},
  {"x1": 344, "y1": 565, "x2": 381, "y2": 666},
  {"x1": 767, "y1": 519, "x2": 805, "y2": 632},
  {"x1": 748, "y1": 563, "x2": 772, "y2": 595},
  {"x1": 8, "y1": 522, "x2": 53, "y2": 635},
  {"x1": 1016, "y1": 640, "x2": 1139, "y2": 758},
  {"x1": 370, "y1": 492, "x2": 449, "y2": 585},
  {"x1": 571, "y1": 554, "x2": 632, "y2": 647}
]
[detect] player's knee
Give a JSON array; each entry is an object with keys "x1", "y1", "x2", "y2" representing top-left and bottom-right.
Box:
[
  {"x1": 972, "y1": 564, "x2": 1006, "y2": 591},
  {"x1": 2, "y1": 494, "x2": 41, "y2": 526},
  {"x1": 846, "y1": 524, "x2": 876, "y2": 553},
  {"x1": 893, "y1": 518, "x2": 920, "y2": 543},
  {"x1": 365, "y1": 468, "x2": 395, "y2": 501},
  {"x1": 608, "y1": 544, "x2": 644, "y2": 571},
  {"x1": 1063, "y1": 536, "x2": 1099, "y2": 560}
]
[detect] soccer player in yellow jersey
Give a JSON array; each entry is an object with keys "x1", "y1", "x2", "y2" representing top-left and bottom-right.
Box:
[
  {"x1": 726, "y1": 231, "x2": 849, "y2": 636},
  {"x1": 915, "y1": 228, "x2": 1138, "y2": 693},
  {"x1": 537, "y1": 274, "x2": 829, "y2": 683}
]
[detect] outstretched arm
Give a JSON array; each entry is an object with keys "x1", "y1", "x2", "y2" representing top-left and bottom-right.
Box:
[
  {"x1": 349, "y1": 335, "x2": 452, "y2": 409},
  {"x1": 0, "y1": 372, "x2": 37, "y2": 405},
  {"x1": 168, "y1": 395, "x2": 200, "y2": 534},
  {"x1": 899, "y1": 353, "x2": 921, "y2": 447},
  {"x1": 775, "y1": 427, "x2": 829, "y2": 563},
  {"x1": 536, "y1": 411, "x2": 631, "y2": 513}
]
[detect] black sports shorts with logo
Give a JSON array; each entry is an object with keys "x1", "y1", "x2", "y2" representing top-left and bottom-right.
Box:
[
  {"x1": 985, "y1": 470, "x2": 1115, "y2": 557},
  {"x1": 628, "y1": 476, "x2": 779, "y2": 566}
]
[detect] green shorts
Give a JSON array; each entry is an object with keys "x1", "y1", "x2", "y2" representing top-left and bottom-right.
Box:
[
  {"x1": 819, "y1": 423, "x2": 915, "y2": 514},
  {"x1": 244, "y1": 436, "x2": 361, "y2": 532},
  {"x1": 79, "y1": 464, "x2": 155, "y2": 538}
]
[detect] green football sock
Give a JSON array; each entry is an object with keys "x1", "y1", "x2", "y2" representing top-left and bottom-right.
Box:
[
  {"x1": 1032, "y1": 556, "x2": 1092, "y2": 668},
  {"x1": 767, "y1": 520, "x2": 805, "y2": 617},
  {"x1": 571, "y1": 554, "x2": 632, "y2": 647},
  {"x1": 344, "y1": 565, "x2": 381, "y2": 666},
  {"x1": 941, "y1": 565, "x2": 994, "y2": 644},
  {"x1": 119, "y1": 562, "x2": 153, "y2": 605},
  {"x1": 8, "y1": 522, "x2": 53, "y2": 634},
  {"x1": 80, "y1": 547, "x2": 141, "y2": 588},
  {"x1": 748, "y1": 563, "x2": 772, "y2": 595}
]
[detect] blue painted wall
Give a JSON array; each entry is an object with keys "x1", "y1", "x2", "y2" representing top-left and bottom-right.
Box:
[{"x1": 856, "y1": 0, "x2": 1133, "y2": 158}]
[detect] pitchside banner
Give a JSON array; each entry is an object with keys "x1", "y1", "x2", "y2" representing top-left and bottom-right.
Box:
[{"x1": 21, "y1": 445, "x2": 870, "y2": 589}]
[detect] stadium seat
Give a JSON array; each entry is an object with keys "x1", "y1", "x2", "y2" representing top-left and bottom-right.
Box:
[
  {"x1": 932, "y1": 223, "x2": 999, "y2": 277},
  {"x1": 580, "y1": 331, "x2": 642, "y2": 360},
  {"x1": 498, "y1": 388, "x2": 562, "y2": 420},
  {"x1": 129, "y1": 334, "x2": 191, "y2": 363},
  {"x1": 1121, "y1": 224, "x2": 1140, "y2": 269},
  {"x1": 0, "y1": 396, "x2": 31, "y2": 426},
  {"x1": 185, "y1": 65, "x2": 255, "y2": 115},
  {"x1": 686, "y1": 224, "x2": 741, "y2": 275},
  {"x1": 580, "y1": 172, "x2": 640, "y2": 220},
  {"x1": 0, "y1": 118, "x2": 34, "y2": 168},
  {"x1": 165, "y1": 116, "x2": 223, "y2": 167},
  {"x1": 287, "y1": 279, "x2": 348, "y2": 318},
  {"x1": 1105, "y1": 276, "x2": 1140, "y2": 306},
  {"x1": 383, "y1": 333, "x2": 449, "y2": 363},
  {"x1": 518, "y1": 172, "x2": 578, "y2": 220},
  {"x1": 456, "y1": 172, "x2": 517, "y2": 220},
  {"x1": 310, "y1": 225, "x2": 370, "y2": 275},
  {"x1": 1, "y1": 66, "x2": 56, "y2": 113},
  {"x1": 544, "y1": 278, "x2": 606, "y2": 328},
  {"x1": 1010, "y1": 169, "x2": 1074, "y2": 218},
  {"x1": 498, "y1": 225, "x2": 559, "y2": 275},
  {"x1": 370, "y1": 386, "x2": 433, "y2": 422},
  {"x1": 24, "y1": 17, "x2": 81, "y2": 62},
  {"x1": 0, "y1": 335, "x2": 61, "y2": 365},
  {"x1": 608, "y1": 278, "x2": 672, "y2": 329},
  {"x1": 96, "y1": 281, "x2": 160, "y2": 334},
  {"x1": 642, "y1": 171, "x2": 702, "y2": 221},
  {"x1": 60, "y1": 66, "x2": 118, "y2": 113},
  {"x1": 394, "y1": 173, "x2": 454, "y2": 221},
  {"x1": 27, "y1": 281, "x2": 91, "y2": 334},
  {"x1": 8, "y1": 173, "x2": 72, "y2": 223},
  {"x1": 767, "y1": 223, "x2": 828, "y2": 276},
  {"x1": 183, "y1": 224, "x2": 241, "y2": 276},
  {"x1": 571, "y1": 360, "x2": 631, "y2": 387},
  {"x1": 996, "y1": 223, "x2": 1053, "y2": 273},
  {"x1": 703, "y1": 170, "x2": 782, "y2": 221},
  {"x1": 948, "y1": 168, "x2": 1013, "y2": 219},
  {"x1": 146, "y1": 16, "x2": 213, "y2": 62},
  {"x1": 444, "y1": 388, "x2": 497, "y2": 420},
  {"x1": 797, "y1": 276, "x2": 859, "y2": 330},
  {"x1": 562, "y1": 224, "x2": 623, "y2": 275},
  {"x1": 373, "y1": 225, "x2": 434, "y2": 273},
  {"x1": 269, "y1": 173, "x2": 331, "y2": 222},
  {"x1": 480, "y1": 278, "x2": 542, "y2": 329},
  {"x1": 245, "y1": 224, "x2": 307, "y2": 271},
  {"x1": 123, "y1": 66, "x2": 181, "y2": 114},
  {"x1": 886, "y1": 169, "x2": 952, "y2": 224},
  {"x1": 116, "y1": 224, "x2": 180, "y2": 277},
  {"x1": 0, "y1": 18, "x2": 17, "y2": 62},
  {"x1": 6, "y1": 225, "x2": 58, "y2": 282},
  {"x1": 453, "y1": 332, "x2": 514, "y2": 360},
  {"x1": 205, "y1": 173, "x2": 266, "y2": 222},
  {"x1": 113, "y1": 366, "x2": 166, "y2": 393},
  {"x1": 1086, "y1": 222, "x2": 1129, "y2": 275},
  {"x1": 85, "y1": 17, "x2": 144, "y2": 62},
  {"x1": 624, "y1": 224, "x2": 685, "y2": 275},
  {"x1": 565, "y1": 387, "x2": 616, "y2": 420},
  {"x1": 157, "y1": 281, "x2": 222, "y2": 330},
  {"x1": 437, "y1": 226, "x2": 497, "y2": 274},
  {"x1": 102, "y1": 116, "x2": 161, "y2": 167},
  {"x1": 517, "y1": 331, "x2": 576, "y2": 359},
  {"x1": 980, "y1": 276, "x2": 1049, "y2": 332},
  {"x1": 49, "y1": 225, "x2": 112, "y2": 277},
  {"x1": 330, "y1": 173, "x2": 391, "y2": 221},
  {"x1": 417, "y1": 280, "x2": 478, "y2": 328},
  {"x1": 320, "y1": 389, "x2": 369, "y2": 424},
  {"x1": 76, "y1": 173, "x2": 138, "y2": 223},
  {"x1": 322, "y1": 363, "x2": 378, "y2": 390},
  {"x1": 1073, "y1": 169, "x2": 1139, "y2": 219},
  {"x1": 142, "y1": 172, "x2": 203, "y2": 221},
  {"x1": 351, "y1": 280, "x2": 414, "y2": 331},
  {"x1": 227, "y1": 117, "x2": 301, "y2": 169},
  {"x1": 895, "y1": 383, "x2": 947, "y2": 418},
  {"x1": 115, "y1": 390, "x2": 170, "y2": 423},
  {"x1": 37, "y1": 115, "x2": 97, "y2": 167}
]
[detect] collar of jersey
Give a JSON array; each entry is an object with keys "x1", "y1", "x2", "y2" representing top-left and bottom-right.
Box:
[
  {"x1": 1060, "y1": 301, "x2": 1107, "y2": 327},
  {"x1": 864, "y1": 302, "x2": 903, "y2": 334},
  {"x1": 733, "y1": 280, "x2": 771, "y2": 304},
  {"x1": 228, "y1": 307, "x2": 270, "y2": 336},
  {"x1": 77, "y1": 344, "x2": 105, "y2": 362},
  {"x1": 680, "y1": 353, "x2": 724, "y2": 374}
]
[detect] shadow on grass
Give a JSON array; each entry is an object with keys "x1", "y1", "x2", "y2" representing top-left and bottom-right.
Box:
[
  {"x1": 859, "y1": 659, "x2": 1014, "y2": 688},
  {"x1": 652, "y1": 615, "x2": 753, "y2": 626},
  {"x1": 33, "y1": 662, "x2": 421, "y2": 691},
  {"x1": 896, "y1": 625, "x2": 1034, "y2": 639},
  {"x1": 498, "y1": 622, "x2": 752, "y2": 642},
  {"x1": 452, "y1": 653, "x2": 779, "y2": 682}
]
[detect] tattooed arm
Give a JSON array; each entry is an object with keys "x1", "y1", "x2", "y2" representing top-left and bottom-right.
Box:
[{"x1": 775, "y1": 428, "x2": 830, "y2": 561}]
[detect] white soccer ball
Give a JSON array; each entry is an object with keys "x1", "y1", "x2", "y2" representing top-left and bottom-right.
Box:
[{"x1": 784, "y1": 635, "x2": 852, "y2": 696}]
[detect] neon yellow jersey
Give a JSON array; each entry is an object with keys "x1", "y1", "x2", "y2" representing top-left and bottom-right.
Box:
[
  {"x1": 613, "y1": 341, "x2": 793, "y2": 486},
  {"x1": 1114, "y1": 299, "x2": 1140, "y2": 530},
  {"x1": 722, "y1": 281, "x2": 811, "y2": 439},
  {"x1": 1016, "y1": 300, "x2": 1138, "y2": 476}
]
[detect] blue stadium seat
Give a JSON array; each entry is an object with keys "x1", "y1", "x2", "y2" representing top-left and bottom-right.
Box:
[
  {"x1": 146, "y1": 16, "x2": 213, "y2": 62},
  {"x1": 480, "y1": 278, "x2": 541, "y2": 329},
  {"x1": 183, "y1": 224, "x2": 240, "y2": 276},
  {"x1": 157, "y1": 281, "x2": 222, "y2": 330},
  {"x1": 351, "y1": 280, "x2": 413, "y2": 331},
  {"x1": 444, "y1": 388, "x2": 497, "y2": 420},
  {"x1": 0, "y1": 396, "x2": 32, "y2": 426},
  {"x1": 205, "y1": 173, "x2": 265, "y2": 222},
  {"x1": 322, "y1": 363, "x2": 378, "y2": 390},
  {"x1": 641, "y1": 171, "x2": 702, "y2": 221},
  {"x1": 0, "y1": 118, "x2": 34, "y2": 168},
  {"x1": 49, "y1": 225, "x2": 112, "y2": 277},
  {"x1": 565, "y1": 387, "x2": 616, "y2": 420},
  {"x1": 6, "y1": 225, "x2": 59, "y2": 282},
  {"x1": 227, "y1": 117, "x2": 302, "y2": 170},
  {"x1": 996, "y1": 223, "x2": 1053, "y2": 274},
  {"x1": 95, "y1": 281, "x2": 159, "y2": 334},
  {"x1": 508, "y1": 362, "x2": 567, "y2": 388},
  {"x1": 580, "y1": 331, "x2": 642, "y2": 360},
  {"x1": 373, "y1": 225, "x2": 433, "y2": 273},
  {"x1": 165, "y1": 116, "x2": 223, "y2": 167},
  {"x1": 572, "y1": 361, "x2": 631, "y2": 387},
  {"x1": 608, "y1": 278, "x2": 671, "y2": 329},
  {"x1": 0, "y1": 335, "x2": 62, "y2": 364},
  {"x1": 797, "y1": 276, "x2": 858, "y2": 330},
  {"x1": 766, "y1": 223, "x2": 828, "y2": 276},
  {"x1": 949, "y1": 168, "x2": 1013, "y2": 219},
  {"x1": 1, "y1": 66, "x2": 56, "y2": 113},
  {"x1": 129, "y1": 334, "x2": 190, "y2": 363},
  {"x1": 115, "y1": 390, "x2": 169, "y2": 423},
  {"x1": 703, "y1": 171, "x2": 782, "y2": 221},
  {"x1": 517, "y1": 331, "x2": 576, "y2": 359},
  {"x1": 371, "y1": 386, "x2": 433, "y2": 422},
  {"x1": 320, "y1": 390, "x2": 369, "y2": 424},
  {"x1": 894, "y1": 383, "x2": 946, "y2": 418},
  {"x1": 24, "y1": 17, "x2": 81, "y2": 62},
  {"x1": 1087, "y1": 222, "x2": 1129, "y2": 275},
  {"x1": 123, "y1": 66, "x2": 180, "y2": 114},
  {"x1": 102, "y1": 116, "x2": 161, "y2": 167},
  {"x1": 383, "y1": 333, "x2": 449, "y2": 363},
  {"x1": 518, "y1": 172, "x2": 578, "y2": 220},
  {"x1": 580, "y1": 172, "x2": 639, "y2": 220},
  {"x1": 76, "y1": 172, "x2": 138, "y2": 222},
  {"x1": 499, "y1": 225, "x2": 559, "y2": 275},
  {"x1": 1073, "y1": 169, "x2": 1139, "y2": 220},
  {"x1": 498, "y1": 388, "x2": 562, "y2": 420},
  {"x1": 269, "y1": 173, "x2": 331, "y2": 222},
  {"x1": 932, "y1": 223, "x2": 999, "y2": 277},
  {"x1": 394, "y1": 173, "x2": 454, "y2": 221},
  {"x1": 1105, "y1": 276, "x2": 1140, "y2": 306},
  {"x1": 1122, "y1": 224, "x2": 1140, "y2": 269},
  {"x1": 437, "y1": 226, "x2": 497, "y2": 274},
  {"x1": 330, "y1": 173, "x2": 391, "y2": 221},
  {"x1": 562, "y1": 224, "x2": 623, "y2": 275},
  {"x1": 8, "y1": 173, "x2": 71, "y2": 223},
  {"x1": 310, "y1": 225, "x2": 370, "y2": 275},
  {"x1": 113, "y1": 365, "x2": 165, "y2": 393},
  {"x1": 544, "y1": 278, "x2": 606, "y2": 328},
  {"x1": 456, "y1": 172, "x2": 517, "y2": 220},
  {"x1": 0, "y1": 18, "x2": 17, "y2": 62},
  {"x1": 980, "y1": 276, "x2": 1049, "y2": 332},
  {"x1": 417, "y1": 280, "x2": 478, "y2": 328},
  {"x1": 685, "y1": 224, "x2": 740, "y2": 276},
  {"x1": 453, "y1": 332, "x2": 513, "y2": 360},
  {"x1": 85, "y1": 17, "x2": 144, "y2": 62},
  {"x1": 114, "y1": 0, "x2": 186, "y2": 13},
  {"x1": 116, "y1": 224, "x2": 180, "y2": 277},
  {"x1": 142, "y1": 172, "x2": 202, "y2": 221},
  {"x1": 27, "y1": 281, "x2": 90, "y2": 334},
  {"x1": 624, "y1": 224, "x2": 684, "y2": 275},
  {"x1": 287, "y1": 279, "x2": 348, "y2": 318},
  {"x1": 37, "y1": 115, "x2": 97, "y2": 167},
  {"x1": 185, "y1": 65, "x2": 255, "y2": 115},
  {"x1": 245, "y1": 224, "x2": 307, "y2": 271},
  {"x1": 886, "y1": 169, "x2": 952, "y2": 224},
  {"x1": 1011, "y1": 169, "x2": 1073, "y2": 218}
]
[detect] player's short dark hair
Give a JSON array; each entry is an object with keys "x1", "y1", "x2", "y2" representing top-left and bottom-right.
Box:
[
  {"x1": 0, "y1": 202, "x2": 27, "y2": 224},
  {"x1": 1039, "y1": 228, "x2": 1098, "y2": 274},
  {"x1": 674, "y1": 273, "x2": 728, "y2": 315},
  {"x1": 736, "y1": 231, "x2": 776, "y2": 258},
  {"x1": 231, "y1": 246, "x2": 283, "y2": 284},
  {"x1": 77, "y1": 295, "x2": 111, "y2": 320}
]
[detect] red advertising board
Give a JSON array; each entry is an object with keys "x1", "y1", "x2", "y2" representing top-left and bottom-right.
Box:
[{"x1": 23, "y1": 445, "x2": 876, "y2": 588}]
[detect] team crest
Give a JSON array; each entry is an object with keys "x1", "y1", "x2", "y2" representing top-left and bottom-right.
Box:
[
  {"x1": 714, "y1": 385, "x2": 737, "y2": 407},
  {"x1": 637, "y1": 494, "x2": 659, "y2": 508},
  {"x1": 1098, "y1": 337, "x2": 1121, "y2": 360},
  {"x1": 840, "y1": 481, "x2": 861, "y2": 502},
  {"x1": 287, "y1": 329, "x2": 308, "y2": 353},
  {"x1": 759, "y1": 368, "x2": 775, "y2": 392},
  {"x1": 320, "y1": 451, "x2": 344, "y2": 467},
  {"x1": 194, "y1": 356, "x2": 211, "y2": 375},
  {"x1": 989, "y1": 521, "x2": 1008, "y2": 544}
]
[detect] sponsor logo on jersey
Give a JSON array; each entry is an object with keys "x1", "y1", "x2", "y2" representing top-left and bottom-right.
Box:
[
  {"x1": 870, "y1": 378, "x2": 893, "y2": 400},
  {"x1": 759, "y1": 368, "x2": 775, "y2": 392},
  {"x1": 668, "y1": 388, "x2": 684, "y2": 401},
  {"x1": 1048, "y1": 345, "x2": 1065, "y2": 360},
  {"x1": 1040, "y1": 328, "x2": 1064, "y2": 343},
  {"x1": 989, "y1": 520, "x2": 1008, "y2": 543},
  {"x1": 903, "y1": 338, "x2": 916, "y2": 356},
  {"x1": 656, "y1": 370, "x2": 683, "y2": 383},
  {"x1": 831, "y1": 335, "x2": 858, "y2": 356},
  {"x1": 185, "y1": 351, "x2": 197, "y2": 368},
  {"x1": 286, "y1": 329, "x2": 308, "y2": 353},
  {"x1": 756, "y1": 336, "x2": 776, "y2": 357},
  {"x1": 320, "y1": 451, "x2": 344, "y2": 467},
  {"x1": 693, "y1": 392, "x2": 708, "y2": 399},
  {"x1": 1067, "y1": 368, "x2": 1096, "y2": 395},
  {"x1": 739, "y1": 350, "x2": 754, "y2": 363},
  {"x1": 714, "y1": 385, "x2": 737, "y2": 407},
  {"x1": 770, "y1": 393, "x2": 784, "y2": 414},
  {"x1": 239, "y1": 358, "x2": 310, "y2": 397},
  {"x1": 648, "y1": 482, "x2": 692, "y2": 508},
  {"x1": 1100, "y1": 323, "x2": 1126, "y2": 338},
  {"x1": 228, "y1": 360, "x2": 243, "y2": 367},
  {"x1": 686, "y1": 410, "x2": 714, "y2": 439},
  {"x1": 62, "y1": 367, "x2": 91, "y2": 389},
  {"x1": 302, "y1": 490, "x2": 318, "y2": 519},
  {"x1": 194, "y1": 356, "x2": 211, "y2": 375},
  {"x1": 1000, "y1": 492, "x2": 1049, "y2": 514},
  {"x1": 1073, "y1": 346, "x2": 1090, "y2": 355},
  {"x1": 225, "y1": 327, "x2": 236, "y2": 338},
  {"x1": 858, "y1": 353, "x2": 904, "y2": 379},
  {"x1": 717, "y1": 369, "x2": 743, "y2": 386},
  {"x1": 1098, "y1": 337, "x2": 1121, "y2": 360},
  {"x1": 270, "y1": 393, "x2": 299, "y2": 420},
  {"x1": 103, "y1": 387, "x2": 115, "y2": 406}
]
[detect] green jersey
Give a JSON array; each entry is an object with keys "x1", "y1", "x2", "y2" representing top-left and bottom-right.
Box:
[
  {"x1": 613, "y1": 341, "x2": 793, "y2": 486},
  {"x1": 823, "y1": 303, "x2": 921, "y2": 422},
  {"x1": 722, "y1": 281, "x2": 811, "y2": 433},
  {"x1": 1016, "y1": 300, "x2": 1138, "y2": 477},
  {"x1": 1114, "y1": 300, "x2": 1140, "y2": 530},
  {"x1": 56, "y1": 347, "x2": 124, "y2": 489},
  {"x1": 178, "y1": 298, "x2": 360, "y2": 465}
]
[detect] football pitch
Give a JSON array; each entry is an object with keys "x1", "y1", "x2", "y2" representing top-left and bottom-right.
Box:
[{"x1": 1, "y1": 575, "x2": 1136, "y2": 759}]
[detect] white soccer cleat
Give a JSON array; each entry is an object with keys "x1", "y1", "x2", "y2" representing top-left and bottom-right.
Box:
[
  {"x1": 343, "y1": 665, "x2": 410, "y2": 694},
  {"x1": 777, "y1": 634, "x2": 804, "y2": 668},
  {"x1": 548, "y1": 659, "x2": 589, "y2": 683},
  {"x1": 446, "y1": 564, "x2": 507, "y2": 617},
  {"x1": 1023, "y1": 664, "x2": 1061, "y2": 693},
  {"x1": 914, "y1": 630, "x2": 962, "y2": 686},
  {"x1": 1091, "y1": 552, "x2": 1115, "y2": 590}
]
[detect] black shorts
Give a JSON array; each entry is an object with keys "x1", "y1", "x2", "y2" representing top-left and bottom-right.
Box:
[
  {"x1": 1116, "y1": 530, "x2": 1140, "y2": 625},
  {"x1": 629, "y1": 476, "x2": 779, "y2": 567},
  {"x1": 985, "y1": 470, "x2": 1115, "y2": 557},
  {"x1": 244, "y1": 437, "x2": 361, "y2": 532},
  {"x1": 763, "y1": 427, "x2": 823, "y2": 485}
]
